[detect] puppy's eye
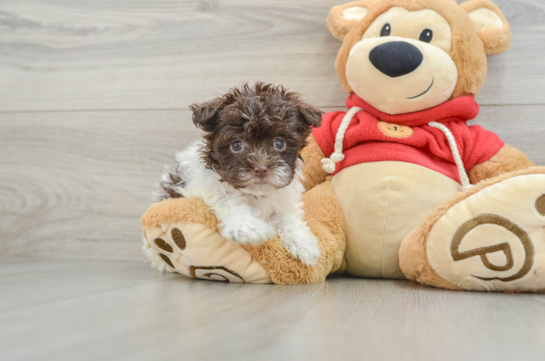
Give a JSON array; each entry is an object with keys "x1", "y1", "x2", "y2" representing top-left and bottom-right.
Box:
[
  {"x1": 380, "y1": 23, "x2": 391, "y2": 37},
  {"x1": 419, "y1": 28, "x2": 433, "y2": 43},
  {"x1": 230, "y1": 140, "x2": 244, "y2": 153},
  {"x1": 273, "y1": 138, "x2": 286, "y2": 151}
]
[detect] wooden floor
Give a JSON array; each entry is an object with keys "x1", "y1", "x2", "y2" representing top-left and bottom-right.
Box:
[
  {"x1": 1, "y1": 258, "x2": 544, "y2": 361},
  {"x1": 2, "y1": 0, "x2": 545, "y2": 360}
]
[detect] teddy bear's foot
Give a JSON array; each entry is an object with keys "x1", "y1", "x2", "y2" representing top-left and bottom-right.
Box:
[
  {"x1": 141, "y1": 198, "x2": 272, "y2": 283},
  {"x1": 400, "y1": 167, "x2": 545, "y2": 292}
]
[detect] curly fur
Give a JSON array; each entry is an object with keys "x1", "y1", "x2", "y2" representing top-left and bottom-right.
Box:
[{"x1": 153, "y1": 83, "x2": 324, "y2": 265}]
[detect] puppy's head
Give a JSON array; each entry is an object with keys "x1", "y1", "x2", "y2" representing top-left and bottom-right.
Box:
[{"x1": 190, "y1": 82, "x2": 322, "y2": 192}]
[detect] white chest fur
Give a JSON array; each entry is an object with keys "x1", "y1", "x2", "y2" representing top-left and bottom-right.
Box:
[{"x1": 170, "y1": 141, "x2": 319, "y2": 266}]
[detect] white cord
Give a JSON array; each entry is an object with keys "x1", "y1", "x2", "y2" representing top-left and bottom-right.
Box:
[
  {"x1": 428, "y1": 121, "x2": 472, "y2": 190},
  {"x1": 321, "y1": 107, "x2": 362, "y2": 174},
  {"x1": 320, "y1": 113, "x2": 472, "y2": 190}
]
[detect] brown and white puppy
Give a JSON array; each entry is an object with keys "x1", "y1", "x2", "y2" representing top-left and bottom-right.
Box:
[{"x1": 154, "y1": 83, "x2": 323, "y2": 265}]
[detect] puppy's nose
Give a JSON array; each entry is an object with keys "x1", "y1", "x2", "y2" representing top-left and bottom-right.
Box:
[
  {"x1": 253, "y1": 166, "x2": 268, "y2": 179},
  {"x1": 369, "y1": 41, "x2": 423, "y2": 78}
]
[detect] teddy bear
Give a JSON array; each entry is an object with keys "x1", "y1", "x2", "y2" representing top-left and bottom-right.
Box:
[{"x1": 141, "y1": 0, "x2": 545, "y2": 292}]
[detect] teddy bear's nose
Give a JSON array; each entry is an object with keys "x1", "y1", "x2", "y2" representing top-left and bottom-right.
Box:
[{"x1": 369, "y1": 41, "x2": 423, "y2": 78}]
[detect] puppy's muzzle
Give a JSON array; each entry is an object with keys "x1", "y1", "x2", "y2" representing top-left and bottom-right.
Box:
[
  {"x1": 369, "y1": 41, "x2": 423, "y2": 78},
  {"x1": 253, "y1": 165, "x2": 269, "y2": 179}
]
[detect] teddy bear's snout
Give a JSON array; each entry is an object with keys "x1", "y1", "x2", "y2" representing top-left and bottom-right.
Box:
[{"x1": 369, "y1": 41, "x2": 423, "y2": 78}]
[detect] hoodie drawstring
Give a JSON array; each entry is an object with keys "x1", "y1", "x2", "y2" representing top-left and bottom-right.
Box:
[
  {"x1": 321, "y1": 107, "x2": 362, "y2": 174},
  {"x1": 320, "y1": 108, "x2": 473, "y2": 191},
  {"x1": 428, "y1": 121, "x2": 472, "y2": 190}
]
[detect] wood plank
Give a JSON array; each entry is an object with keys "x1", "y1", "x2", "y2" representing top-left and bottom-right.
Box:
[
  {"x1": 0, "y1": 105, "x2": 544, "y2": 262},
  {"x1": 0, "y1": 110, "x2": 200, "y2": 261},
  {"x1": 0, "y1": 0, "x2": 544, "y2": 112},
  {"x1": 1, "y1": 259, "x2": 545, "y2": 361}
]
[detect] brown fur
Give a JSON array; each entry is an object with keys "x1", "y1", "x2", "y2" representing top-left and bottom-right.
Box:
[
  {"x1": 328, "y1": 0, "x2": 535, "y2": 292},
  {"x1": 242, "y1": 181, "x2": 347, "y2": 284},
  {"x1": 144, "y1": 1, "x2": 538, "y2": 291},
  {"x1": 300, "y1": 134, "x2": 328, "y2": 191},
  {"x1": 190, "y1": 82, "x2": 322, "y2": 190},
  {"x1": 155, "y1": 165, "x2": 186, "y2": 201},
  {"x1": 332, "y1": 0, "x2": 491, "y2": 99},
  {"x1": 460, "y1": 0, "x2": 512, "y2": 55},
  {"x1": 327, "y1": 0, "x2": 380, "y2": 41},
  {"x1": 143, "y1": 181, "x2": 347, "y2": 285},
  {"x1": 469, "y1": 145, "x2": 536, "y2": 184},
  {"x1": 155, "y1": 83, "x2": 323, "y2": 201},
  {"x1": 142, "y1": 197, "x2": 219, "y2": 232}
]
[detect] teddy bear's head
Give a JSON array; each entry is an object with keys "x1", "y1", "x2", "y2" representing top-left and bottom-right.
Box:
[{"x1": 328, "y1": 0, "x2": 511, "y2": 115}]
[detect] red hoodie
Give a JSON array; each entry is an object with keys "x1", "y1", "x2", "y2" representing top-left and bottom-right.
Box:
[{"x1": 313, "y1": 95, "x2": 504, "y2": 184}]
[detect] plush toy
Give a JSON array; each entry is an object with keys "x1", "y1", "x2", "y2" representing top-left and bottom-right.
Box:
[{"x1": 142, "y1": 0, "x2": 545, "y2": 292}]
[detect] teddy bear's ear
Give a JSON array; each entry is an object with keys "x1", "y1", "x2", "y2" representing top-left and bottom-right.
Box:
[
  {"x1": 327, "y1": 1, "x2": 377, "y2": 41},
  {"x1": 461, "y1": 0, "x2": 512, "y2": 55}
]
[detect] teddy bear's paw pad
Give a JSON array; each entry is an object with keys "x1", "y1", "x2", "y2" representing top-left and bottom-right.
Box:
[
  {"x1": 144, "y1": 222, "x2": 272, "y2": 284},
  {"x1": 426, "y1": 174, "x2": 545, "y2": 292}
]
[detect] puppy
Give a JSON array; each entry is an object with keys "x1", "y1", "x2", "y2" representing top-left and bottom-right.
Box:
[{"x1": 154, "y1": 83, "x2": 323, "y2": 266}]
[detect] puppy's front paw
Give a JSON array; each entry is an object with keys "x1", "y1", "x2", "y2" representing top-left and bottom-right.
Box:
[
  {"x1": 220, "y1": 217, "x2": 276, "y2": 246},
  {"x1": 281, "y1": 229, "x2": 321, "y2": 266},
  {"x1": 291, "y1": 240, "x2": 321, "y2": 266}
]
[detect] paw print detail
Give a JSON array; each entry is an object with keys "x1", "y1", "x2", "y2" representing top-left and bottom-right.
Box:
[
  {"x1": 154, "y1": 238, "x2": 173, "y2": 253},
  {"x1": 145, "y1": 226, "x2": 187, "y2": 273},
  {"x1": 143, "y1": 220, "x2": 272, "y2": 284},
  {"x1": 171, "y1": 228, "x2": 186, "y2": 250},
  {"x1": 189, "y1": 266, "x2": 244, "y2": 282},
  {"x1": 159, "y1": 254, "x2": 175, "y2": 268},
  {"x1": 535, "y1": 194, "x2": 545, "y2": 216},
  {"x1": 151, "y1": 229, "x2": 187, "y2": 270}
]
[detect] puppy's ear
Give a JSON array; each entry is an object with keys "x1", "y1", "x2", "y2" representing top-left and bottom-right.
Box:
[
  {"x1": 327, "y1": 0, "x2": 377, "y2": 41},
  {"x1": 298, "y1": 103, "x2": 323, "y2": 129},
  {"x1": 461, "y1": 0, "x2": 511, "y2": 55},
  {"x1": 189, "y1": 98, "x2": 224, "y2": 132}
]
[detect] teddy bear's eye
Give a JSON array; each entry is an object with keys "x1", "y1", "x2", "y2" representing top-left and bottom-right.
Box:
[
  {"x1": 419, "y1": 28, "x2": 433, "y2": 43},
  {"x1": 380, "y1": 23, "x2": 391, "y2": 37}
]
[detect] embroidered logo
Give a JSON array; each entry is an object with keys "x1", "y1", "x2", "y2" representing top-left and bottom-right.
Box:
[
  {"x1": 190, "y1": 265, "x2": 245, "y2": 282},
  {"x1": 377, "y1": 121, "x2": 414, "y2": 138},
  {"x1": 450, "y1": 214, "x2": 534, "y2": 282}
]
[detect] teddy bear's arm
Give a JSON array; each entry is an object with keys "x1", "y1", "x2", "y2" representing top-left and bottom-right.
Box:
[
  {"x1": 469, "y1": 145, "x2": 535, "y2": 184},
  {"x1": 300, "y1": 134, "x2": 329, "y2": 191}
]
